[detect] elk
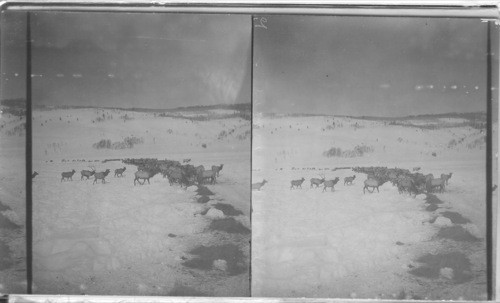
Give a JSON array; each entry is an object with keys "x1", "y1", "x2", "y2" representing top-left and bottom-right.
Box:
[
  {"x1": 426, "y1": 178, "x2": 446, "y2": 193},
  {"x1": 183, "y1": 158, "x2": 191, "y2": 163},
  {"x1": 211, "y1": 164, "x2": 224, "y2": 177},
  {"x1": 93, "y1": 169, "x2": 111, "y2": 184},
  {"x1": 397, "y1": 178, "x2": 418, "y2": 196},
  {"x1": 61, "y1": 169, "x2": 76, "y2": 182},
  {"x1": 344, "y1": 175, "x2": 356, "y2": 186},
  {"x1": 323, "y1": 177, "x2": 340, "y2": 192},
  {"x1": 134, "y1": 169, "x2": 159, "y2": 185},
  {"x1": 440, "y1": 173, "x2": 452, "y2": 185},
  {"x1": 290, "y1": 177, "x2": 305, "y2": 189},
  {"x1": 81, "y1": 168, "x2": 95, "y2": 180},
  {"x1": 32, "y1": 171, "x2": 38, "y2": 179},
  {"x1": 198, "y1": 170, "x2": 217, "y2": 185},
  {"x1": 114, "y1": 167, "x2": 126, "y2": 177},
  {"x1": 310, "y1": 175, "x2": 325, "y2": 188},
  {"x1": 412, "y1": 167, "x2": 421, "y2": 172},
  {"x1": 363, "y1": 177, "x2": 387, "y2": 194},
  {"x1": 252, "y1": 179, "x2": 267, "y2": 191}
]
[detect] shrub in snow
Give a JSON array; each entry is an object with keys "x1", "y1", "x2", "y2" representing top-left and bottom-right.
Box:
[{"x1": 323, "y1": 144, "x2": 374, "y2": 158}]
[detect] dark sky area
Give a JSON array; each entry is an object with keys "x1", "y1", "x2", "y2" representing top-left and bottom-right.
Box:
[
  {"x1": 0, "y1": 11, "x2": 496, "y2": 116},
  {"x1": 1, "y1": 11, "x2": 252, "y2": 109},
  {"x1": 253, "y1": 15, "x2": 490, "y2": 117}
]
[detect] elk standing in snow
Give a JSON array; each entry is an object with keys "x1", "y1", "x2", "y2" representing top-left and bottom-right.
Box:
[
  {"x1": 114, "y1": 167, "x2": 126, "y2": 177},
  {"x1": 290, "y1": 177, "x2": 305, "y2": 189},
  {"x1": 323, "y1": 177, "x2": 340, "y2": 192},
  {"x1": 93, "y1": 169, "x2": 111, "y2": 184},
  {"x1": 134, "y1": 169, "x2": 159, "y2": 185},
  {"x1": 344, "y1": 175, "x2": 356, "y2": 186},
  {"x1": 310, "y1": 175, "x2": 325, "y2": 188},
  {"x1": 211, "y1": 164, "x2": 224, "y2": 177},
  {"x1": 81, "y1": 168, "x2": 95, "y2": 180},
  {"x1": 32, "y1": 171, "x2": 38, "y2": 179},
  {"x1": 440, "y1": 173, "x2": 452, "y2": 185},
  {"x1": 252, "y1": 179, "x2": 267, "y2": 191},
  {"x1": 363, "y1": 177, "x2": 387, "y2": 194},
  {"x1": 61, "y1": 169, "x2": 76, "y2": 182}
]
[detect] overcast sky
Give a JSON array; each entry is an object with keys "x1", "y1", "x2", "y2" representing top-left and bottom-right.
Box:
[
  {"x1": 253, "y1": 16, "x2": 490, "y2": 117},
  {"x1": 1, "y1": 12, "x2": 495, "y2": 116},
  {"x1": 1, "y1": 11, "x2": 251, "y2": 109}
]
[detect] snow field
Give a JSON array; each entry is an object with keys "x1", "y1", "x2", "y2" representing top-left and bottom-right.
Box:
[
  {"x1": 251, "y1": 115, "x2": 488, "y2": 299},
  {"x1": 29, "y1": 108, "x2": 251, "y2": 296}
]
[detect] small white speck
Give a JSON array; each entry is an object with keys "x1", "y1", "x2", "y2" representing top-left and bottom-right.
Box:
[
  {"x1": 451, "y1": 85, "x2": 457, "y2": 90},
  {"x1": 14, "y1": 73, "x2": 19, "y2": 77},
  {"x1": 73, "y1": 74, "x2": 82, "y2": 78},
  {"x1": 108, "y1": 74, "x2": 115, "y2": 78}
]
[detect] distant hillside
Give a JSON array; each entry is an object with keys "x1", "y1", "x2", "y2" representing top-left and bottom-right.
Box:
[
  {"x1": 31, "y1": 102, "x2": 251, "y2": 113},
  {"x1": 261, "y1": 111, "x2": 486, "y2": 123}
]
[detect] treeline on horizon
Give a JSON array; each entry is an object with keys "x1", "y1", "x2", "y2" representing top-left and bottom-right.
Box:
[{"x1": 0, "y1": 98, "x2": 490, "y2": 123}]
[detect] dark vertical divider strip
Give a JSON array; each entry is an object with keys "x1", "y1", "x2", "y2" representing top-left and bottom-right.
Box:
[
  {"x1": 249, "y1": 14, "x2": 254, "y2": 297},
  {"x1": 25, "y1": 11, "x2": 33, "y2": 295},
  {"x1": 486, "y1": 20, "x2": 493, "y2": 301}
]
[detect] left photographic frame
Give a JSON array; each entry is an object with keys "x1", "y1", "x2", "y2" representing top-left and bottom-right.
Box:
[{"x1": 1, "y1": 9, "x2": 252, "y2": 296}]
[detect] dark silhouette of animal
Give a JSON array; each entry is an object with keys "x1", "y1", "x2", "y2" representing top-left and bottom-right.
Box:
[
  {"x1": 198, "y1": 170, "x2": 217, "y2": 184},
  {"x1": 114, "y1": 167, "x2": 126, "y2": 177},
  {"x1": 397, "y1": 178, "x2": 418, "y2": 196},
  {"x1": 80, "y1": 169, "x2": 95, "y2": 180},
  {"x1": 61, "y1": 170, "x2": 76, "y2": 182},
  {"x1": 211, "y1": 164, "x2": 224, "y2": 177},
  {"x1": 183, "y1": 158, "x2": 191, "y2": 163},
  {"x1": 344, "y1": 175, "x2": 356, "y2": 185},
  {"x1": 412, "y1": 167, "x2": 421, "y2": 172},
  {"x1": 134, "y1": 169, "x2": 159, "y2": 185},
  {"x1": 93, "y1": 169, "x2": 111, "y2": 184},
  {"x1": 426, "y1": 178, "x2": 446, "y2": 193},
  {"x1": 310, "y1": 176, "x2": 325, "y2": 188},
  {"x1": 32, "y1": 171, "x2": 38, "y2": 179},
  {"x1": 290, "y1": 177, "x2": 305, "y2": 189},
  {"x1": 440, "y1": 173, "x2": 452, "y2": 185},
  {"x1": 252, "y1": 179, "x2": 267, "y2": 191},
  {"x1": 165, "y1": 167, "x2": 185, "y2": 186},
  {"x1": 323, "y1": 177, "x2": 340, "y2": 192},
  {"x1": 363, "y1": 177, "x2": 387, "y2": 193}
]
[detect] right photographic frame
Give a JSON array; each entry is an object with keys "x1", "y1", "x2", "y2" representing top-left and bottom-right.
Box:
[{"x1": 251, "y1": 13, "x2": 498, "y2": 300}]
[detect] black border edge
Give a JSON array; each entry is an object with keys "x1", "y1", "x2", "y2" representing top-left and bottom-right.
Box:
[{"x1": 25, "y1": 10, "x2": 32, "y2": 295}]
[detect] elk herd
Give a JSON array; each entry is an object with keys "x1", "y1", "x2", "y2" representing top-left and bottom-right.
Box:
[
  {"x1": 36, "y1": 158, "x2": 225, "y2": 188},
  {"x1": 253, "y1": 166, "x2": 453, "y2": 197}
]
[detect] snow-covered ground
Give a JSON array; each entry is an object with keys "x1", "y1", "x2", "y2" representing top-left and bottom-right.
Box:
[
  {"x1": 252, "y1": 114, "x2": 493, "y2": 300},
  {"x1": 27, "y1": 107, "x2": 250, "y2": 296}
]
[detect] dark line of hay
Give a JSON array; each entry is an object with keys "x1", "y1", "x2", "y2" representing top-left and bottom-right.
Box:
[
  {"x1": 0, "y1": 212, "x2": 20, "y2": 230},
  {"x1": 209, "y1": 217, "x2": 250, "y2": 234},
  {"x1": 439, "y1": 211, "x2": 471, "y2": 224},
  {"x1": 196, "y1": 186, "x2": 214, "y2": 196},
  {"x1": 182, "y1": 244, "x2": 246, "y2": 276},
  {"x1": 213, "y1": 203, "x2": 244, "y2": 216},
  {"x1": 425, "y1": 204, "x2": 440, "y2": 212},
  {"x1": 409, "y1": 252, "x2": 473, "y2": 284},
  {"x1": 197, "y1": 195, "x2": 210, "y2": 204},
  {"x1": 426, "y1": 194, "x2": 444, "y2": 205},
  {"x1": 437, "y1": 226, "x2": 480, "y2": 242}
]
